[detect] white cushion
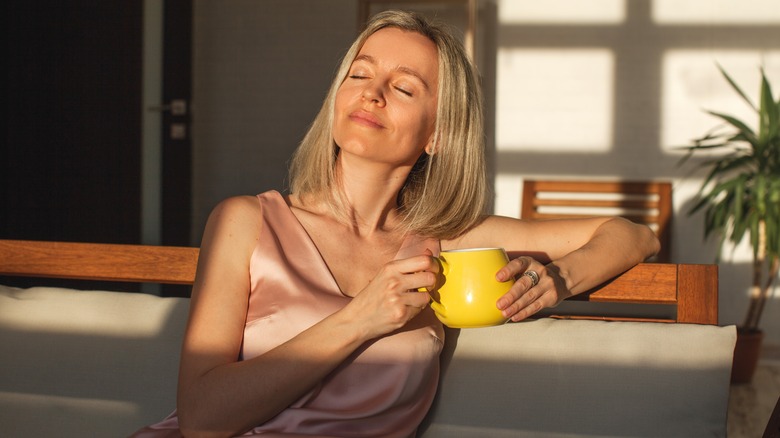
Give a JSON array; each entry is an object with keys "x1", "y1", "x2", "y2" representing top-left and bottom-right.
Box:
[
  {"x1": 0, "y1": 285, "x2": 189, "y2": 437},
  {"x1": 0, "y1": 285, "x2": 736, "y2": 438},
  {"x1": 420, "y1": 319, "x2": 736, "y2": 437}
]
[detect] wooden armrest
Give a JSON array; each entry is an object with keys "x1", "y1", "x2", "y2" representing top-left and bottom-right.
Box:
[
  {"x1": 0, "y1": 240, "x2": 199, "y2": 285},
  {"x1": 0, "y1": 239, "x2": 718, "y2": 324},
  {"x1": 573, "y1": 263, "x2": 718, "y2": 324}
]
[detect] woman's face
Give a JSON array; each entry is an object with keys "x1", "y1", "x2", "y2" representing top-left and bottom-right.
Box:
[{"x1": 333, "y1": 27, "x2": 439, "y2": 168}]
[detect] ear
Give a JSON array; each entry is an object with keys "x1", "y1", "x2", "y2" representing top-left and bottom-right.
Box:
[{"x1": 424, "y1": 136, "x2": 436, "y2": 155}]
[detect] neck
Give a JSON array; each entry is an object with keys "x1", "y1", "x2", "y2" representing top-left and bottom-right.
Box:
[{"x1": 332, "y1": 155, "x2": 413, "y2": 235}]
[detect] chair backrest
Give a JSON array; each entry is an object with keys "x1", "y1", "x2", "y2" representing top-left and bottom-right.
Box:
[{"x1": 521, "y1": 180, "x2": 673, "y2": 262}]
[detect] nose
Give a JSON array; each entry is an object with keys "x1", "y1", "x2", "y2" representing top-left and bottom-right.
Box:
[{"x1": 361, "y1": 83, "x2": 385, "y2": 107}]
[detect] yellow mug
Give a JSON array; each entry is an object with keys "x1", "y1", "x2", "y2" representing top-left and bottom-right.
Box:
[{"x1": 428, "y1": 248, "x2": 514, "y2": 328}]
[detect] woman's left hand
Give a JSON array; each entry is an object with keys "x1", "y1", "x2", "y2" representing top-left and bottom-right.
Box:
[{"x1": 495, "y1": 256, "x2": 571, "y2": 322}]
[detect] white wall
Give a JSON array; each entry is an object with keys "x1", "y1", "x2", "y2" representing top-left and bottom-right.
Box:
[
  {"x1": 493, "y1": 0, "x2": 780, "y2": 343},
  {"x1": 191, "y1": 0, "x2": 780, "y2": 343}
]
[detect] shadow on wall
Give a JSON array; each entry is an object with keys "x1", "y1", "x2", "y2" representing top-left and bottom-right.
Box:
[{"x1": 494, "y1": 0, "x2": 779, "y2": 180}]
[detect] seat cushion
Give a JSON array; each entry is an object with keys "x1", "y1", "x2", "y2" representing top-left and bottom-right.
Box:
[
  {"x1": 420, "y1": 318, "x2": 736, "y2": 437},
  {"x1": 0, "y1": 285, "x2": 189, "y2": 437}
]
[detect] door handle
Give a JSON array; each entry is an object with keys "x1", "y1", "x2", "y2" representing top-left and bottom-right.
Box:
[{"x1": 148, "y1": 98, "x2": 187, "y2": 116}]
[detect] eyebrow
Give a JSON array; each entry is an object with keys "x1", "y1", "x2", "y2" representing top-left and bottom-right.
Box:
[{"x1": 353, "y1": 54, "x2": 432, "y2": 91}]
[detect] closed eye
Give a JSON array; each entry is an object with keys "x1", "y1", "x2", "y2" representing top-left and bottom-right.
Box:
[{"x1": 395, "y1": 87, "x2": 412, "y2": 97}]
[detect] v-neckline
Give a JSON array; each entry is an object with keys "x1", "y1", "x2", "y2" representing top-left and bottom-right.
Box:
[{"x1": 275, "y1": 191, "x2": 411, "y2": 298}]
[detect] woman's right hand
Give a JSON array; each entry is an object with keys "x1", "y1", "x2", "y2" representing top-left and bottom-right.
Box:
[{"x1": 342, "y1": 252, "x2": 439, "y2": 340}]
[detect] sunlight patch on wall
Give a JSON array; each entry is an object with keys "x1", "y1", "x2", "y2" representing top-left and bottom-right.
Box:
[
  {"x1": 653, "y1": 0, "x2": 780, "y2": 24},
  {"x1": 499, "y1": 0, "x2": 625, "y2": 24},
  {"x1": 660, "y1": 50, "x2": 780, "y2": 153},
  {"x1": 496, "y1": 48, "x2": 614, "y2": 152},
  {"x1": 494, "y1": 173, "x2": 523, "y2": 218}
]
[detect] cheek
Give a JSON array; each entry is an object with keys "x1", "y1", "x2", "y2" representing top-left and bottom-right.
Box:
[
  {"x1": 332, "y1": 86, "x2": 353, "y2": 136},
  {"x1": 417, "y1": 106, "x2": 437, "y2": 143},
  {"x1": 334, "y1": 80, "x2": 361, "y2": 109},
  {"x1": 333, "y1": 87, "x2": 349, "y2": 114}
]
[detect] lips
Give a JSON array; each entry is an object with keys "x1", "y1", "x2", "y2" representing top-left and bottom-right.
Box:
[{"x1": 348, "y1": 110, "x2": 385, "y2": 129}]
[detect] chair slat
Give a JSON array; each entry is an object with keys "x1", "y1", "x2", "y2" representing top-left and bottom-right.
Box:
[
  {"x1": 522, "y1": 180, "x2": 672, "y2": 262},
  {"x1": 532, "y1": 199, "x2": 660, "y2": 209}
]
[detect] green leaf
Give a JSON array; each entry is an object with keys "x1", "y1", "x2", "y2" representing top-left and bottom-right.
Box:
[
  {"x1": 685, "y1": 65, "x2": 780, "y2": 270},
  {"x1": 707, "y1": 111, "x2": 758, "y2": 146},
  {"x1": 718, "y1": 63, "x2": 757, "y2": 112},
  {"x1": 759, "y1": 68, "x2": 779, "y2": 141}
]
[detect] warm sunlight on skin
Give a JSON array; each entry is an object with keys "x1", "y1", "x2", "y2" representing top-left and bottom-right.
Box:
[{"x1": 333, "y1": 27, "x2": 439, "y2": 170}]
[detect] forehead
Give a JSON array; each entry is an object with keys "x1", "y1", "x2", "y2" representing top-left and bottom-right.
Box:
[{"x1": 356, "y1": 27, "x2": 439, "y2": 82}]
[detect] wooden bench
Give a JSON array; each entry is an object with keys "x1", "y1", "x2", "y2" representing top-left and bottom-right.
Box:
[
  {"x1": 0, "y1": 238, "x2": 734, "y2": 437},
  {"x1": 0, "y1": 238, "x2": 717, "y2": 324}
]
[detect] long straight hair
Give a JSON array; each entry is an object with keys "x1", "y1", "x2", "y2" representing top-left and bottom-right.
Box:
[{"x1": 288, "y1": 10, "x2": 486, "y2": 239}]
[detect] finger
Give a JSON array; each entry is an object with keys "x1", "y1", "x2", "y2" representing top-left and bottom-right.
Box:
[
  {"x1": 519, "y1": 269, "x2": 539, "y2": 289},
  {"x1": 502, "y1": 275, "x2": 558, "y2": 321},
  {"x1": 393, "y1": 253, "x2": 440, "y2": 275},
  {"x1": 496, "y1": 256, "x2": 532, "y2": 282},
  {"x1": 508, "y1": 290, "x2": 556, "y2": 322},
  {"x1": 420, "y1": 249, "x2": 442, "y2": 276},
  {"x1": 404, "y1": 289, "x2": 432, "y2": 308},
  {"x1": 496, "y1": 265, "x2": 544, "y2": 310},
  {"x1": 404, "y1": 270, "x2": 437, "y2": 293}
]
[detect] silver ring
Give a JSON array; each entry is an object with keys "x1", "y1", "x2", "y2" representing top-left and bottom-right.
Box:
[{"x1": 523, "y1": 270, "x2": 539, "y2": 288}]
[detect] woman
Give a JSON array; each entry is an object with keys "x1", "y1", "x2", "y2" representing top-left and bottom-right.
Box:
[{"x1": 133, "y1": 10, "x2": 659, "y2": 438}]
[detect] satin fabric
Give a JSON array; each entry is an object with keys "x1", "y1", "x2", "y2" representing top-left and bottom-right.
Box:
[{"x1": 131, "y1": 191, "x2": 444, "y2": 437}]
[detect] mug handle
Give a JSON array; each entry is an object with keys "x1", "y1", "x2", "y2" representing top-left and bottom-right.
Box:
[
  {"x1": 430, "y1": 300, "x2": 447, "y2": 318},
  {"x1": 417, "y1": 256, "x2": 448, "y2": 292},
  {"x1": 420, "y1": 257, "x2": 448, "y2": 317}
]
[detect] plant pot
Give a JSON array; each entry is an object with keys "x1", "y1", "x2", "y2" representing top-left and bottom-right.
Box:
[{"x1": 731, "y1": 328, "x2": 764, "y2": 384}]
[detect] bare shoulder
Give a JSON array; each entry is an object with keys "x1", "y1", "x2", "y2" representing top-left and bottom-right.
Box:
[
  {"x1": 210, "y1": 195, "x2": 263, "y2": 219},
  {"x1": 200, "y1": 195, "x2": 264, "y2": 258}
]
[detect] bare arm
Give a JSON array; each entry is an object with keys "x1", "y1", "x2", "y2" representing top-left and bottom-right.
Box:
[
  {"x1": 445, "y1": 215, "x2": 660, "y2": 321},
  {"x1": 176, "y1": 197, "x2": 435, "y2": 437}
]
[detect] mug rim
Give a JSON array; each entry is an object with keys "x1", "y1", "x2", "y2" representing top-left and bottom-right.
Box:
[{"x1": 440, "y1": 247, "x2": 504, "y2": 253}]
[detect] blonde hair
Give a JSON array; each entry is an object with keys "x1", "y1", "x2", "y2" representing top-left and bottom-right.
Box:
[{"x1": 288, "y1": 10, "x2": 486, "y2": 239}]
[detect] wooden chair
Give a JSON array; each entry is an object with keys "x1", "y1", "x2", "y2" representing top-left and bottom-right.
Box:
[
  {"x1": 0, "y1": 239, "x2": 717, "y2": 324},
  {"x1": 521, "y1": 180, "x2": 673, "y2": 262}
]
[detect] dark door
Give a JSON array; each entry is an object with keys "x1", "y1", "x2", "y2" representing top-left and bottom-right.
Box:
[
  {"x1": 2, "y1": 1, "x2": 144, "y2": 244},
  {"x1": 1, "y1": 1, "x2": 192, "y2": 291},
  {"x1": 2, "y1": 1, "x2": 193, "y2": 245}
]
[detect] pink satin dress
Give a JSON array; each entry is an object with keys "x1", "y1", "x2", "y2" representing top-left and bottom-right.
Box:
[{"x1": 131, "y1": 191, "x2": 445, "y2": 438}]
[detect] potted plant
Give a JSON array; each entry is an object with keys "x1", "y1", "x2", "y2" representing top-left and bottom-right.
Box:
[{"x1": 681, "y1": 65, "x2": 780, "y2": 384}]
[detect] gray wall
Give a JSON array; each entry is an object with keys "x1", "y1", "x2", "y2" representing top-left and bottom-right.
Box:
[{"x1": 192, "y1": 0, "x2": 358, "y2": 241}]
